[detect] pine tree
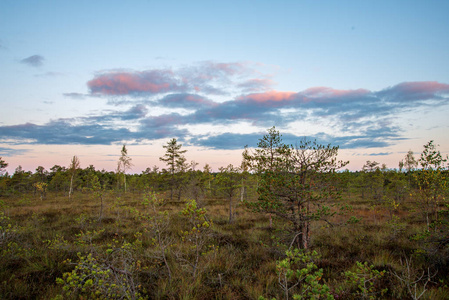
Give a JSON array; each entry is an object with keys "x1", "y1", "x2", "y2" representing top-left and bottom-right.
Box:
[{"x1": 159, "y1": 138, "x2": 187, "y2": 201}]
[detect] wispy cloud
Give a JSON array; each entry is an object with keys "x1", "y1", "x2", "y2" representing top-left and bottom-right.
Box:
[
  {"x1": 87, "y1": 62, "x2": 273, "y2": 97},
  {"x1": 157, "y1": 94, "x2": 217, "y2": 109},
  {"x1": 0, "y1": 122, "x2": 136, "y2": 145},
  {"x1": 366, "y1": 152, "x2": 393, "y2": 156},
  {"x1": 376, "y1": 81, "x2": 449, "y2": 103},
  {"x1": 0, "y1": 147, "x2": 29, "y2": 156},
  {"x1": 35, "y1": 72, "x2": 64, "y2": 77},
  {"x1": 20, "y1": 55, "x2": 44, "y2": 67},
  {"x1": 63, "y1": 92, "x2": 88, "y2": 100}
]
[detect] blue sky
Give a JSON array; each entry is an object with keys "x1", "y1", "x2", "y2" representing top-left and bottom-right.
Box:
[{"x1": 1, "y1": 0, "x2": 448, "y2": 173}]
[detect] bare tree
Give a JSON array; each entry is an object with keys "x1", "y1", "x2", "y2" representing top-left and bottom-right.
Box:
[{"x1": 392, "y1": 256, "x2": 437, "y2": 300}]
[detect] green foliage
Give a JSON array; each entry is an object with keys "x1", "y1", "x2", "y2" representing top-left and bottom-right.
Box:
[
  {"x1": 0, "y1": 211, "x2": 17, "y2": 245},
  {"x1": 180, "y1": 200, "x2": 217, "y2": 279},
  {"x1": 245, "y1": 127, "x2": 348, "y2": 249},
  {"x1": 117, "y1": 145, "x2": 133, "y2": 193},
  {"x1": 0, "y1": 157, "x2": 8, "y2": 177},
  {"x1": 33, "y1": 181, "x2": 48, "y2": 200},
  {"x1": 75, "y1": 229, "x2": 105, "y2": 247},
  {"x1": 141, "y1": 191, "x2": 173, "y2": 280},
  {"x1": 90, "y1": 174, "x2": 107, "y2": 222},
  {"x1": 413, "y1": 140, "x2": 448, "y2": 230},
  {"x1": 215, "y1": 164, "x2": 242, "y2": 223},
  {"x1": 359, "y1": 161, "x2": 384, "y2": 201},
  {"x1": 342, "y1": 261, "x2": 387, "y2": 299},
  {"x1": 45, "y1": 234, "x2": 71, "y2": 252},
  {"x1": 3, "y1": 137, "x2": 449, "y2": 299},
  {"x1": 386, "y1": 215, "x2": 406, "y2": 239},
  {"x1": 56, "y1": 250, "x2": 145, "y2": 300},
  {"x1": 159, "y1": 138, "x2": 188, "y2": 200},
  {"x1": 260, "y1": 249, "x2": 333, "y2": 300},
  {"x1": 0, "y1": 211, "x2": 31, "y2": 259}
]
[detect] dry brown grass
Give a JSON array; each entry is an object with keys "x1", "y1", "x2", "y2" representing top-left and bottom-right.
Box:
[{"x1": 0, "y1": 189, "x2": 448, "y2": 299}]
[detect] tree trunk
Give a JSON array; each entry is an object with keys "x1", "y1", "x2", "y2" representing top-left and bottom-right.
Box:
[
  {"x1": 69, "y1": 174, "x2": 74, "y2": 200},
  {"x1": 301, "y1": 220, "x2": 309, "y2": 249},
  {"x1": 240, "y1": 178, "x2": 245, "y2": 202},
  {"x1": 229, "y1": 196, "x2": 233, "y2": 223}
]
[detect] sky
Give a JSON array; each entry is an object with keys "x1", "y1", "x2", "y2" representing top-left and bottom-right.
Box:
[{"x1": 1, "y1": 0, "x2": 449, "y2": 174}]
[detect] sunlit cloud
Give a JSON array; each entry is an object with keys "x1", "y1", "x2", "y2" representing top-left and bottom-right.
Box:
[
  {"x1": 237, "y1": 90, "x2": 297, "y2": 104},
  {"x1": 2, "y1": 57, "x2": 449, "y2": 154},
  {"x1": 88, "y1": 69, "x2": 184, "y2": 96},
  {"x1": 87, "y1": 62, "x2": 273, "y2": 98}
]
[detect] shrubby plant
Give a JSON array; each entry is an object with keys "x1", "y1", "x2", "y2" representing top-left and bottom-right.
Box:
[
  {"x1": 392, "y1": 256, "x2": 436, "y2": 300},
  {"x1": 341, "y1": 261, "x2": 388, "y2": 300},
  {"x1": 141, "y1": 191, "x2": 173, "y2": 280},
  {"x1": 56, "y1": 240, "x2": 144, "y2": 299},
  {"x1": 179, "y1": 199, "x2": 217, "y2": 279},
  {"x1": 413, "y1": 140, "x2": 448, "y2": 231},
  {"x1": 260, "y1": 249, "x2": 333, "y2": 300}
]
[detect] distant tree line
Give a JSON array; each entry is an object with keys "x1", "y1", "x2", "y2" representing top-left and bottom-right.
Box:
[{"x1": 0, "y1": 132, "x2": 447, "y2": 244}]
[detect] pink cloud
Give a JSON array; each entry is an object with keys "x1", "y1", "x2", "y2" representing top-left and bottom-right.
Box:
[
  {"x1": 377, "y1": 81, "x2": 449, "y2": 102},
  {"x1": 88, "y1": 70, "x2": 183, "y2": 95},
  {"x1": 238, "y1": 90, "x2": 297, "y2": 103},
  {"x1": 390, "y1": 81, "x2": 449, "y2": 94},
  {"x1": 87, "y1": 62, "x2": 275, "y2": 97}
]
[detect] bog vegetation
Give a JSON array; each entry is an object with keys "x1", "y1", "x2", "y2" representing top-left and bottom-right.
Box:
[{"x1": 0, "y1": 127, "x2": 448, "y2": 299}]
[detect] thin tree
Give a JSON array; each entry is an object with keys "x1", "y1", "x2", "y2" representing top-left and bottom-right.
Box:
[
  {"x1": 403, "y1": 150, "x2": 418, "y2": 186},
  {"x1": 68, "y1": 155, "x2": 80, "y2": 200},
  {"x1": 240, "y1": 147, "x2": 251, "y2": 202},
  {"x1": 216, "y1": 164, "x2": 241, "y2": 223},
  {"x1": 159, "y1": 138, "x2": 187, "y2": 201},
  {"x1": 414, "y1": 141, "x2": 447, "y2": 230},
  {"x1": 203, "y1": 163, "x2": 213, "y2": 193},
  {"x1": 117, "y1": 145, "x2": 133, "y2": 193}
]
